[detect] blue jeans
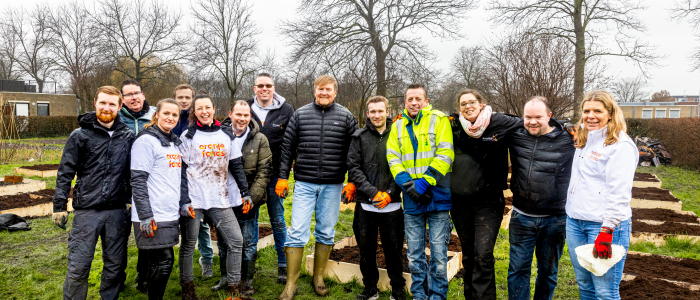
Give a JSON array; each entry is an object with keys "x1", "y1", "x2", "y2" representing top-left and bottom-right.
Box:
[
  {"x1": 404, "y1": 210, "x2": 452, "y2": 300},
  {"x1": 508, "y1": 212, "x2": 567, "y2": 300},
  {"x1": 217, "y1": 205, "x2": 260, "y2": 262},
  {"x1": 566, "y1": 217, "x2": 631, "y2": 300},
  {"x1": 197, "y1": 221, "x2": 214, "y2": 265},
  {"x1": 267, "y1": 177, "x2": 288, "y2": 267},
  {"x1": 285, "y1": 181, "x2": 342, "y2": 247}
]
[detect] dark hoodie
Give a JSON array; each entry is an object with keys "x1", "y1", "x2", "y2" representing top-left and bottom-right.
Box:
[
  {"x1": 53, "y1": 112, "x2": 135, "y2": 212},
  {"x1": 347, "y1": 117, "x2": 401, "y2": 205}
]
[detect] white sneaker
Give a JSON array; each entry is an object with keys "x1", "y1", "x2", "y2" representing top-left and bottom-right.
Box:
[{"x1": 199, "y1": 257, "x2": 213, "y2": 277}]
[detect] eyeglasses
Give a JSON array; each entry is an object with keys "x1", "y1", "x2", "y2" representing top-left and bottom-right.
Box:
[
  {"x1": 460, "y1": 100, "x2": 479, "y2": 107},
  {"x1": 255, "y1": 84, "x2": 273, "y2": 89},
  {"x1": 123, "y1": 91, "x2": 143, "y2": 99}
]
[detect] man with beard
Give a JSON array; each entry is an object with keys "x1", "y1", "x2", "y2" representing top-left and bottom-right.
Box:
[
  {"x1": 507, "y1": 97, "x2": 575, "y2": 300},
  {"x1": 53, "y1": 86, "x2": 135, "y2": 300},
  {"x1": 246, "y1": 73, "x2": 295, "y2": 283},
  {"x1": 346, "y1": 96, "x2": 406, "y2": 300},
  {"x1": 119, "y1": 79, "x2": 156, "y2": 134},
  {"x1": 276, "y1": 75, "x2": 357, "y2": 300}
]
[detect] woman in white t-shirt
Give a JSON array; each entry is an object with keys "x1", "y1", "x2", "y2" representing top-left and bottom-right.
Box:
[
  {"x1": 566, "y1": 91, "x2": 638, "y2": 300},
  {"x1": 130, "y1": 98, "x2": 195, "y2": 300},
  {"x1": 177, "y1": 92, "x2": 253, "y2": 299}
]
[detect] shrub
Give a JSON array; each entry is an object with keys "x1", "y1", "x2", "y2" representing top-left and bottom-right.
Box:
[
  {"x1": 1, "y1": 116, "x2": 79, "y2": 138},
  {"x1": 626, "y1": 118, "x2": 700, "y2": 170}
]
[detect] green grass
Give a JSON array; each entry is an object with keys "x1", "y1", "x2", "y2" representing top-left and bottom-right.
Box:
[{"x1": 3, "y1": 165, "x2": 700, "y2": 299}]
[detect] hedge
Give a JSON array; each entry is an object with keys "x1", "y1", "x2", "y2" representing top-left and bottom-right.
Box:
[
  {"x1": 1, "y1": 116, "x2": 79, "y2": 138},
  {"x1": 626, "y1": 118, "x2": 700, "y2": 170}
]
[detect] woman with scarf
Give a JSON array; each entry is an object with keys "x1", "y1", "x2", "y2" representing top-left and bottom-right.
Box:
[
  {"x1": 566, "y1": 91, "x2": 637, "y2": 300},
  {"x1": 131, "y1": 99, "x2": 193, "y2": 300},
  {"x1": 449, "y1": 89, "x2": 522, "y2": 300},
  {"x1": 178, "y1": 92, "x2": 254, "y2": 300}
]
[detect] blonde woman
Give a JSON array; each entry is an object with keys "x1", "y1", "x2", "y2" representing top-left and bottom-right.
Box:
[{"x1": 565, "y1": 91, "x2": 638, "y2": 300}]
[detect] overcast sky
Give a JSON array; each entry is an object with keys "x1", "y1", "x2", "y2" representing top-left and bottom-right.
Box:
[{"x1": 11, "y1": 0, "x2": 700, "y2": 97}]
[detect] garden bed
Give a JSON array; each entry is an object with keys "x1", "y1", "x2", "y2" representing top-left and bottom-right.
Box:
[
  {"x1": 632, "y1": 219, "x2": 700, "y2": 236},
  {"x1": 624, "y1": 252, "x2": 700, "y2": 285},
  {"x1": 207, "y1": 224, "x2": 278, "y2": 255},
  {"x1": 306, "y1": 236, "x2": 461, "y2": 291},
  {"x1": 0, "y1": 178, "x2": 46, "y2": 196},
  {"x1": 14, "y1": 164, "x2": 60, "y2": 178},
  {"x1": 501, "y1": 205, "x2": 513, "y2": 230},
  {"x1": 632, "y1": 208, "x2": 699, "y2": 224},
  {"x1": 620, "y1": 275, "x2": 700, "y2": 300},
  {"x1": 630, "y1": 187, "x2": 682, "y2": 211},
  {"x1": 0, "y1": 189, "x2": 73, "y2": 217},
  {"x1": 634, "y1": 172, "x2": 660, "y2": 182}
]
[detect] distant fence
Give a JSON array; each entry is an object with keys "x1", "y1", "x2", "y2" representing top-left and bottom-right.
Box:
[{"x1": 627, "y1": 118, "x2": 700, "y2": 170}]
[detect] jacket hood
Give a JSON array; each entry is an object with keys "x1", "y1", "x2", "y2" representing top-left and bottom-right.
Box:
[
  {"x1": 359, "y1": 116, "x2": 392, "y2": 136},
  {"x1": 546, "y1": 117, "x2": 565, "y2": 137},
  {"x1": 222, "y1": 116, "x2": 260, "y2": 138},
  {"x1": 252, "y1": 93, "x2": 286, "y2": 110},
  {"x1": 401, "y1": 104, "x2": 436, "y2": 124},
  {"x1": 78, "y1": 112, "x2": 126, "y2": 131}
]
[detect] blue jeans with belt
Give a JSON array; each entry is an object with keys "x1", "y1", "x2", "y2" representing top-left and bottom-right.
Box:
[
  {"x1": 404, "y1": 210, "x2": 452, "y2": 300},
  {"x1": 267, "y1": 177, "x2": 288, "y2": 267},
  {"x1": 507, "y1": 211, "x2": 566, "y2": 300},
  {"x1": 566, "y1": 216, "x2": 631, "y2": 300}
]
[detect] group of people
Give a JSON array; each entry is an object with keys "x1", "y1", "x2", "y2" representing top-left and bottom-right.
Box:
[{"x1": 51, "y1": 72, "x2": 638, "y2": 300}]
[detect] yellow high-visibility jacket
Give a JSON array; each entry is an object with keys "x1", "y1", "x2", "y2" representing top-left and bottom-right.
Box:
[{"x1": 386, "y1": 105, "x2": 454, "y2": 213}]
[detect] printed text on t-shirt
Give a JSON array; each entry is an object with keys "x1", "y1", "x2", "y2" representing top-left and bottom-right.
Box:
[{"x1": 199, "y1": 143, "x2": 227, "y2": 157}]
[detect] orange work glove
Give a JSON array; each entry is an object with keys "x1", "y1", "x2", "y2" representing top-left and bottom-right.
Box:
[
  {"x1": 341, "y1": 183, "x2": 356, "y2": 204},
  {"x1": 371, "y1": 191, "x2": 391, "y2": 209},
  {"x1": 242, "y1": 195, "x2": 253, "y2": 214},
  {"x1": 276, "y1": 179, "x2": 289, "y2": 198}
]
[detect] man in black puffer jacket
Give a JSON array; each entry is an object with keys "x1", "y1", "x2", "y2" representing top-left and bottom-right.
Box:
[
  {"x1": 52, "y1": 86, "x2": 135, "y2": 300},
  {"x1": 506, "y1": 96, "x2": 575, "y2": 300},
  {"x1": 275, "y1": 75, "x2": 358, "y2": 300}
]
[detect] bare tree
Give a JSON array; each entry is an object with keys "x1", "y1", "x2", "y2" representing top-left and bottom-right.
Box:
[
  {"x1": 611, "y1": 76, "x2": 647, "y2": 102},
  {"x1": 48, "y1": 1, "x2": 105, "y2": 112},
  {"x1": 0, "y1": 22, "x2": 23, "y2": 80},
  {"x1": 671, "y1": 0, "x2": 700, "y2": 70},
  {"x1": 488, "y1": 0, "x2": 658, "y2": 118},
  {"x1": 451, "y1": 46, "x2": 492, "y2": 92},
  {"x1": 92, "y1": 0, "x2": 187, "y2": 86},
  {"x1": 281, "y1": 0, "x2": 477, "y2": 98},
  {"x1": 190, "y1": 0, "x2": 260, "y2": 103},
  {"x1": 5, "y1": 5, "x2": 57, "y2": 92},
  {"x1": 651, "y1": 90, "x2": 674, "y2": 102}
]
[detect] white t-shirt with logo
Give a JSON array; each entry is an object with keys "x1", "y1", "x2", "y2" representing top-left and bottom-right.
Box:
[
  {"x1": 227, "y1": 128, "x2": 248, "y2": 207},
  {"x1": 180, "y1": 129, "x2": 242, "y2": 209},
  {"x1": 130, "y1": 134, "x2": 182, "y2": 222}
]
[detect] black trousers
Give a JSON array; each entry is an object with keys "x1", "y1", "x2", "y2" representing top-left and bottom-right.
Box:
[
  {"x1": 352, "y1": 203, "x2": 406, "y2": 291},
  {"x1": 451, "y1": 190, "x2": 505, "y2": 300},
  {"x1": 141, "y1": 247, "x2": 174, "y2": 300}
]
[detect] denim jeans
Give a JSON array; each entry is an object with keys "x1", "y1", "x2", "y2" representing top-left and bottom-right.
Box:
[
  {"x1": 566, "y1": 217, "x2": 631, "y2": 300},
  {"x1": 198, "y1": 221, "x2": 214, "y2": 265},
  {"x1": 507, "y1": 211, "x2": 567, "y2": 300},
  {"x1": 217, "y1": 205, "x2": 260, "y2": 262},
  {"x1": 404, "y1": 210, "x2": 452, "y2": 300},
  {"x1": 267, "y1": 177, "x2": 288, "y2": 267},
  {"x1": 285, "y1": 181, "x2": 342, "y2": 247},
  {"x1": 180, "y1": 208, "x2": 242, "y2": 284},
  {"x1": 451, "y1": 191, "x2": 504, "y2": 300}
]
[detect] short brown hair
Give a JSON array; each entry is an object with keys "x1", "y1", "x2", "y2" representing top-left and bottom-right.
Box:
[
  {"x1": 144, "y1": 98, "x2": 180, "y2": 130},
  {"x1": 314, "y1": 75, "x2": 338, "y2": 91},
  {"x1": 526, "y1": 96, "x2": 551, "y2": 113},
  {"x1": 366, "y1": 95, "x2": 389, "y2": 110},
  {"x1": 456, "y1": 89, "x2": 487, "y2": 105},
  {"x1": 405, "y1": 83, "x2": 428, "y2": 99},
  {"x1": 231, "y1": 100, "x2": 249, "y2": 111},
  {"x1": 173, "y1": 84, "x2": 195, "y2": 98},
  {"x1": 94, "y1": 86, "x2": 123, "y2": 105}
]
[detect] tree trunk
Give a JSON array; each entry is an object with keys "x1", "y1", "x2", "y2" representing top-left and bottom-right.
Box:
[
  {"x1": 572, "y1": 0, "x2": 585, "y2": 122},
  {"x1": 375, "y1": 50, "x2": 387, "y2": 97}
]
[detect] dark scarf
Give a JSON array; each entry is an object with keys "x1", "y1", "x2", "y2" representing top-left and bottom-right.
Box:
[
  {"x1": 196, "y1": 119, "x2": 221, "y2": 132},
  {"x1": 124, "y1": 100, "x2": 150, "y2": 118}
]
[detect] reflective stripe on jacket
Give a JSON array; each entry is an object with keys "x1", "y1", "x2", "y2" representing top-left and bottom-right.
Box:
[{"x1": 386, "y1": 105, "x2": 454, "y2": 214}]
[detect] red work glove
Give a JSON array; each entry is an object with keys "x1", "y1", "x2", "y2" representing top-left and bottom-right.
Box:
[
  {"x1": 341, "y1": 183, "x2": 356, "y2": 204},
  {"x1": 371, "y1": 191, "x2": 391, "y2": 209},
  {"x1": 275, "y1": 179, "x2": 289, "y2": 198},
  {"x1": 592, "y1": 227, "x2": 614, "y2": 259}
]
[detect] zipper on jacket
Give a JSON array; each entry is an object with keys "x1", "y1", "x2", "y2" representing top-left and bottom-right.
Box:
[
  {"x1": 526, "y1": 137, "x2": 539, "y2": 200},
  {"x1": 319, "y1": 109, "x2": 325, "y2": 175}
]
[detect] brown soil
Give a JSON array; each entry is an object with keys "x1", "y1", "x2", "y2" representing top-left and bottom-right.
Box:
[
  {"x1": 631, "y1": 187, "x2": 678, "y2": 202},
  {"x1": 504, "y1": 206, "x2": 511, "y2": 216},
  {"x1": 0, "y1": 181, "x2": 25, "y2": 186},
  {"x1": 209, "y1": 225, "x2": 273, "y2": 242},
  {"x1": 620, "y1": 276, "x2": 700, "y2": 300},
  {"x1": 632, "y1": 208, "x2": 699, "y2": 224},
  {"x1": 410, "y1": 233, "x2": 462, "y2": 252},
  {"x1": 505, "y1": 196, "x2": 512, "y2": 206},
  {"x1": 0, "y1": 193, "x2": 51, "y2": 210},
  {"x1": 19, "y1": 164, "x2": 60, "y2": 171},
  {"x1": 634, "y1": 173, "x2": 660, "y2": 182},
  {"x1": 329, "y1": 245, "x2": 454, "y2": 273},
  {"x1": 625, "y1": 253, "x2": 700, "y2": 284},
  {"x1": 632, "y1": 219, "x2": 700, "y2": 236}
]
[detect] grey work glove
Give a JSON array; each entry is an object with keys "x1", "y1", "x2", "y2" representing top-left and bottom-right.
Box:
[
  {"x1": 52, "y1": 211, "x2": 68, "y2": 229},
  {"x1": 140, "y1": 217, "x2": 157, "y2": 237},
  {"x1": 180, "y1": 203, "x2": 195, "y2": 219}
]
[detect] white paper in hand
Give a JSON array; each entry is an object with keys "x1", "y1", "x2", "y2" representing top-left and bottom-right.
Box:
[{"x1": 575, "y1": 244, "x2": 626, "y2": 276}]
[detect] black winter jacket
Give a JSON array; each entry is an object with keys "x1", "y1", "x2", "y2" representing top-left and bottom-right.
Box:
[
  {"x1": 347, "y1": 117, "x2": 401, "y2": 205},
  {"x1": 53, "y1": 113, "x2": 135, "y2": 212},
  {"x1": 279, "y1": 100, "x2": 358, "y2": 184},
  {"x1": 508, "y1": 119, "x2": 575, "y2": 215},
  {"x1": 247, "y1": 98, "x2": 295, "y2": 179},
  {"x1": 450, "y1": 112, "x2": 522, "y2": 198}
]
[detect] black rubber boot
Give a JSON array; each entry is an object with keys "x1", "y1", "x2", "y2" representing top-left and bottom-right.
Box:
[
  {"x1": 136, "y1": 249, "x2": 149, "y2": 294},
  {"x1": 147, "y1": 248, "x2": 174, "y2": 300},
  {"x1": 277, "y1": 267, "x2": 287, "y2": 284},
  {"x1": 241, "y1": 260, "x2": 256, "y2": 295},
  {"x1": 211, "y1": 256, "x2": 228, "y2": 292}
]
